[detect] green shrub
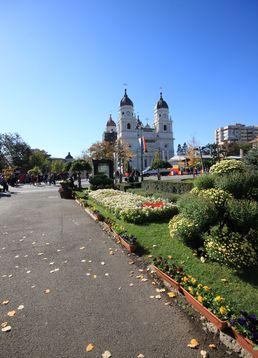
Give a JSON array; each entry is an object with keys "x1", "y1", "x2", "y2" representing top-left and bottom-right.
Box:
[
  {"x1": 142, "y1": 180, "x2": 193, "y2": 194},
  {"x1": 215, "y1": 171, "x2": 258, "y2": 200},
  {"x1": 193, "y1": 174, "x2": 215, "y2": 190},
  {"x1": 89, "y1": 174, "x2": 114, "y2": 190},
  {"x1": 168, "y1": 214, "x2": 201, "y2": 247},
  {"x1": 178, "y1": 193, "x2": 219, "y2": 232},
  {"x1": 210, "y1": 159, "x2": 245, "y2": 175},
  {"x1": 203, "y1": 226, "x2": 257, "y2": 269},
  {"x1": 121, "y1": 205, "x2": 178, "y2": 224},
  {"x1": 225, "y1": 198, "x2": 258, "y2": 234}
]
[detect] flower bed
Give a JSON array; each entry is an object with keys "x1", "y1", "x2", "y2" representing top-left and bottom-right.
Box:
[{"x1": 89, "y1": 189, "x2": 178, "y2": 224}]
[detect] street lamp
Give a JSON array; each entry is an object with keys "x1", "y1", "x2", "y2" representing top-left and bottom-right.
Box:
[{"x1": 136, "y1": 117, "x2": 144, "y2": 181}]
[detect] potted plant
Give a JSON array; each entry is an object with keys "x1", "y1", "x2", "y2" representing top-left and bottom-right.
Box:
[
  {"x1": 59, "y1": 180, "x2": 74, "y2": 199},
  {"x1": 230, "y1": 311, "x2": 258, "y2": 357},
  {"x1": 151, "y1": 257, "x2": 183, "y2": 291},
  {"x1": 180, "y1": 275, "x2": 230, "y2": 330},
  {"x1": 111, "y1": 224, "x2": 137, "y2": 252}
]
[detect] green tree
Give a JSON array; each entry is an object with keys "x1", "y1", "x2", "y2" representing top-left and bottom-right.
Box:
[
  {"x1": 71, "y1": 159, "x2": 92, "y2": 189},
  {"x1": 0, "y1": 133, "x2": 31, "y2": 170},
  {"x1": 244, "y1": 147, "x2": 258, "y2": 169},
  {"x1": 28, "y1": 149, "x2": 50, "y2": 173},
  {"x1": 50, "y1": 160, "x2": 65, "y2": 174}
]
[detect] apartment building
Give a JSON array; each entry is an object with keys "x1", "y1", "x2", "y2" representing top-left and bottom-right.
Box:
[{"x1": 215, "y1": 123, "x2": 258, "y2": 145}]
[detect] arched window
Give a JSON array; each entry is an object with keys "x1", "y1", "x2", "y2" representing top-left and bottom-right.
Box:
[
  {"x1": 127, "y1": 123, "x2": 131, "y2": 130},
  {"x1": 164, "y1": 125, "x2": 167, "y2": 131}
]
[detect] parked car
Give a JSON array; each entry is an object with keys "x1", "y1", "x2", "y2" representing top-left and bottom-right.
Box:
[{"x1": 142, "y1": 167, "x2": 170, "y2": 177}]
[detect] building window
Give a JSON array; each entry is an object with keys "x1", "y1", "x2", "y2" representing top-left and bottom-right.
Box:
[
  {"x1": 127, "y1": 123, "x2": 131, "y2": 130},
  {"x1": 164, "y1": 144, "x2": 167, "y2": 148},
  {"x1": 122, "y1": 111, "x2": 124, "y2": 115},
  {"x1": 164, "y1": 125, "x2": 167, "y2": 131}
]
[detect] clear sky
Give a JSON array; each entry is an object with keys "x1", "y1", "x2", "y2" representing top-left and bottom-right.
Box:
[{"x1": 0, "y1": 0, "x2": 258, "y2": 158}]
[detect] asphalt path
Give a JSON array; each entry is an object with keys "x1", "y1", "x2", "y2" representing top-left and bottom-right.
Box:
[{"x1": 0, "y1": 185, "x2": 238, "y2": 358}]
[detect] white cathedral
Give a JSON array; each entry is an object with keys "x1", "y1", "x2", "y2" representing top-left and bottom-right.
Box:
[{"x1": 104, "y1": 89, "x2": 174, "y2": 171}]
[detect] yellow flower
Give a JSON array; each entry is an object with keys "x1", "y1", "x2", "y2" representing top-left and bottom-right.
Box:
[
  {"x1": 188, "y1": 286, "x2": 194, "y2": 294},
  {"x1": 197, "y1": 284, "x2": 203, "y2": 289},
  {"x1": 191, "y1": 277, "x2": 197, "y2": 285},
  {"x1": 182, "y1": 276, "x2": 189, "y2": 282},
  {"x1": 197, "y1": 295, "x2": 203, "y2": 303},
  {"x1": 219, "y1": 306, "x2": 227, "y2": 315},
  {"x1": 214, "y1": 295, "x2": 223, "y2": 302},
  {"x1": 203, "y1": 286, "x2": 210, "y2": 292}
]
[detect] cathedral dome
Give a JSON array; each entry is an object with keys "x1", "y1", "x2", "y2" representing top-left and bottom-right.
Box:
[
  {"x1": 106, "y1": 114, "x2": 116, "y2": 127},
  {"x1": 120, "y1": 89, "x2": 133, "y2": 107},
  {"x1": 156, "y1": 92, "x2": 168, "y2": 109}
]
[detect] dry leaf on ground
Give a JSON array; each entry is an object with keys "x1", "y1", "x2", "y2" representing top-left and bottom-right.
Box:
[
  {"x1": 167, "y1": 292, "x2": 176, "y2": 298},
  {"x1": 2, "y1": 300, "x2": 9, "y2": 305},
  {"x1": 208, "y1": 344, "x2": 216, "y2": 349},
  {"x1": 44, "y1": 289, "x2": 50, "y2": 294},
  {"x1": 1, "y1": 325, "x2": 11, "y2": 332},
  {"x1": 187, "y1": 338, "x2": 200, "y2": 348},
  {"x1": 200, "y1": 350, "x2": 209, "y2": 357},
  {"x1": 137, "y1": 354, "x2": 145, "y2": 358},
  {"x1": 102, "y1": 351, "x2": 112, "y2": 358},
  {"x1": 7, "y1": 310, "x2": 16, "y2": 317},
  {"x1": 1, "y1": 322, "x2": 8, "y2": 328},
  {"x1": 17, "y1": 305, "x2": 24, "y2": 310},
  {"x1": 86, "y1": 343, "x2": 95, "y2": 352}
]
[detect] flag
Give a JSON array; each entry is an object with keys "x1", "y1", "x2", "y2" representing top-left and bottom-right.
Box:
[{"x1": 138, "y1": 136, "x2": 147, "y2": 153}]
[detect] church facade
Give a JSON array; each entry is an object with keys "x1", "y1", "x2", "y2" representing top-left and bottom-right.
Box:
[{"x1": 104, "y1": 90, "x2": 174, "y2": 171}]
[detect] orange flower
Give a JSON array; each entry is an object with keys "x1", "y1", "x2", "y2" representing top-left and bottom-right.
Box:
[{"x1": 203, "y1": 286, "x2": 210, "y2": 292}]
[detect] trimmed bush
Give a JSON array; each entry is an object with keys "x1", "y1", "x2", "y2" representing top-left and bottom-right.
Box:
[
  {"x1": 178, "y1": 193, "x2": 219, "y2": 233},
  {"x1": 142, "y1": 180, "x2": 193, "y2": 194},
  {"x1": 215, "y1": 171, "x2": 258, "y2": 200},
  {"x1": 203, "y1": 226, "x2": 257, "y2": 269},
  {"x1": 210, "y1": 159, "x2": 245, "y2": 175},
  {"x1": 168, "y1": 214, "x2": 201, "y2": 247},
  {"x1": 89, "y1": 174, "x2": 114, "y2": 190},
  {"x1": 225, "y1": 198, "x2": 258, "y2": 234},
  {"x1": 193, "y1": 174, "x2": 215, "y2": 190}
]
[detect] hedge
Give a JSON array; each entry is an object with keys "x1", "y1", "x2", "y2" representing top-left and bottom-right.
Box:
[{"x1": 142, "y1": 180, "x2": 193, "y2": 194}]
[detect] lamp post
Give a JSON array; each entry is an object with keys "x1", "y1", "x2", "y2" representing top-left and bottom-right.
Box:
[{"x1": 136, "y1": 118, "x2": 144, "y2": 182}]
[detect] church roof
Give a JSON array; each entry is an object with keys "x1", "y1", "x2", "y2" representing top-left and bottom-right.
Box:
[
  {"x1": 156, "y1": 92, "x2": 168, "y2": 109},
  {"x1": 106, "y1": 114, "x2": 116, "y2": 127},
  {"x1": 65, "y1": 152, "x2": 74, "y2": 160},
  {"x1": 120, "y1": 89, "x2": 133, "y2": 107}
]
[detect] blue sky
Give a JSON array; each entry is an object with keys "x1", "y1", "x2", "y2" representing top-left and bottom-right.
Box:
[{"x1": 0, "y1": 0, "x2": 258, "y2": 158}]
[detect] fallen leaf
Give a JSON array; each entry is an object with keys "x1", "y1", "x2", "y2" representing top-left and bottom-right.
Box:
[
  {"x1": 128, "y1": 261, "x2": 134, "y2": 265},
  {"x1": 152, "y1": 244, "x2": 157, "y2": 248},
  {"x1": 105, "y1": 273, "x2": 109, "y2": 277},
  {"x1": 167, "y1": 292, "x2": 176, "y2": 298},
  {"x1": 147, "y1": 255, "x2": 153, "y2": 258},
  {"x1": 38, "y1": 253, "x2": 44, "y2": 256},
  {"x1": 141, "y1": 278, "x2": 148, "y2": 282},
  {"x1": 8, "y1": 274, "x2": 13, "y2": 278},
  {"x1": 102, "y1": 351, "x2": 112, "y2": 358},
  {"x1": 155, "y1": 295, "x2": 161, "y2": 299},
  {"x1": 129, "y1": 283, "x2": 134, "y2": 287},
  {"x1": 109, "y1": 251, "x2": 114, "y2": 255},
  {"x1": 221, "y1": 279, "x2": 227, "y2": 282},
  {"x1": 86, "y1": 343, "x2": 95, "y2": 352},
  {"x1": 1, "y1": 322, "x2": 8, "y2": 328},
  {"x1": 101, "y1": 261, "x2": 105, "y2": 265},
  {"x1": 7, "y1": 310, "x2": 16, "y2": 317},
  {"x1": 208, "y1": 344, "x2": 217, "y2": 349},
  {"x1": 1, "y1": 325, "x2": 11, "y2": 332},
  {"x1": 44, "y1": 289, "x2": 50, "y2": 294},
  {"x1": 137, "y1": 354, "x2": 145, "y2": 358},
  {"x1": 80, "y1": 246, "x2": 85, "y2": 250},
  {"x1": 2, "y1": 300, "x2": 9, "y2": 305},
  {"x1": 150, "y1": 295, "x2": 155, "y2": 299},
  {"x1": 168, "y1": 255, "x2": 172, "y2": 259},
  {"x1": 164, "y1": 302, "x2": 170, "y2": 305},
  {"x1": 200, "y1": 350, "x2": 209, "y2": 357},
  {"x1": 136, "y1": 275, "x2": 143, "y2": 279},
  {"x1": 187, "y1": 338, "x2": 199, "y2": 348},
  {"x1": 17, "y1": 305, "x2": 24, "y2": 310},
  {"x1": 156, "y1": 288, "x2": 165, "y2": 293},
  {"x1": 93, "y1": 275, "x2": 97, "y2": 279},
  {"x1": 49, "y1": 262, "x2": 54, "y2": 265},
  {"x1": 26, "y1": 270, "x2": 31, "y2": 274},
  {"x1": 138, "y1": 269, "x2": 144, "y2": 272}
]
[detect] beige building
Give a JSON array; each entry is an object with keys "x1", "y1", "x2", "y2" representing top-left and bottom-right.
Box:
[{"x1": 215, "y1": 123, "x2": 258, "y2": 146}]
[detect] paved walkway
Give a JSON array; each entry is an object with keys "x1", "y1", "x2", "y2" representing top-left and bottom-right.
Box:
[{"x1": 0, "y1": 185, "x2": 238, "y2": 357}]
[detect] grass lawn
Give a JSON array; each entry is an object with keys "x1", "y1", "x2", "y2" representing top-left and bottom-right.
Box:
[{"x1": 88, "y1": 197, "x2": 258, "y2": 317}]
